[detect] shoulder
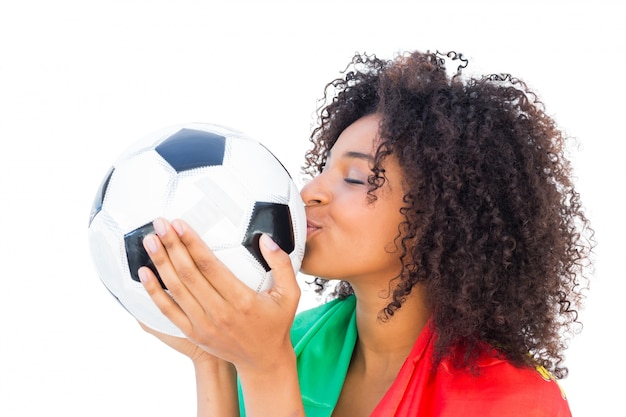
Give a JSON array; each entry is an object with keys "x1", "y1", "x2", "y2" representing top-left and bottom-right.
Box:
[{"x1": 433, "y1": 354, "x2": 572, "y2": 417}]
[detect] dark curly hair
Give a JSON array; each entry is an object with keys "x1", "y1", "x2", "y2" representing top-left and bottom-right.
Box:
[{"x1": 303, "y1": 50, "x2": 594, "y2": 379}]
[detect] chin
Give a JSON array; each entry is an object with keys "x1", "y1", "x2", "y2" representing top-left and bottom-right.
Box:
[{"x1": 299, "y1": 260, "x2": 315, "y2": 277}]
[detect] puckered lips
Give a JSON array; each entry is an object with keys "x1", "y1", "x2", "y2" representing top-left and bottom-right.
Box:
[{"x1": 306, "y1": 219, "x2": 322, "y2": 238}]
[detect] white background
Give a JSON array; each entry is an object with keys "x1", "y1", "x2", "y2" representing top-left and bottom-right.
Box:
[{"x1": 0, "y1": 1, "x2": 623, "y2": 416}]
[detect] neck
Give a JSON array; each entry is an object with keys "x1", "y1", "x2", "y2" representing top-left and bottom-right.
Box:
[{"x1": 350, "y1": 284, "x2": 430, "y2": 378}]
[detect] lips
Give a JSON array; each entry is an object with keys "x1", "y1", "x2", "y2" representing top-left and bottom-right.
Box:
[{"x1": 306, "y1": 220, "x2": 321, "y2": 237}]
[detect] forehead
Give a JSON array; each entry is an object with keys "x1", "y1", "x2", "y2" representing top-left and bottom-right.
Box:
[{"x1": 329, "y1": 114, "x2": 381, "y2": 157}]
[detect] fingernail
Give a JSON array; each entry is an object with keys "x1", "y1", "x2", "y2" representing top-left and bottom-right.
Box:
[
  {"x1": 138, "y1": 267, "x2": 149, "y2": 283},
  {"x1": 260, "y1": 234, "x2": 279, "y2": 251},
  {"x1": 143, "y1": 234, "x2": 158, "y2": 254},
  {"x1": 172, "y1": 220, "x2": 184, "y2": 236},
  {"x1": 153, "y1": 218, "x2": 167, "y2": 237}
]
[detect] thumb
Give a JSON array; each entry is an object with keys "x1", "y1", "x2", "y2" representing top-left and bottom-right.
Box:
[{"x1": 259, "y1": 234, "x2": 301, "y2": 301}]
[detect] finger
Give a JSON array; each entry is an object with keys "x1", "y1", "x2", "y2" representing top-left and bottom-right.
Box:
[
  {"x1": 151, "y1": 218, "x2": 226, "y2": 308},
  {"x1": 137, "y1": 318, "x2": 172, "y2": 340},
  {"x1": 171, "y1": 219, "x2": 255, "y2": 304},
  {"x1": 258, "y1": 234, "x2": 301, "y2": 306},
  {"x1": 137, "y1": 319, "x2": 155, "y2": 335},
  {"x1": 138, "y1": 264, "x2": 192, "y2": 333},
  {"x1": 144, "y1": 223, "x2": 226, "y2": 331}
]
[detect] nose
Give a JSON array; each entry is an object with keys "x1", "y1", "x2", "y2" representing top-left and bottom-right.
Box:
[{"x1": 300, "y1": 174, "x2": 330, "y2": 207}]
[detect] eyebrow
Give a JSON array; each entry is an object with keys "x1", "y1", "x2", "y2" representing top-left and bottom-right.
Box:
[{"x1": 327, "y1": 150, "x2": 375, "y2": 163}]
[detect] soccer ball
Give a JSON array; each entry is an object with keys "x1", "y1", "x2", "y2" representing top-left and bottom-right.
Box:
[{"x1": 87, "y1": 122, "x2": 306, "y2": 336}]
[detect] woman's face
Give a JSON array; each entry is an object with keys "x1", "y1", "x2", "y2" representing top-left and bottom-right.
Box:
[{"x1": 300, "y1": 114, "x2": 406, "y2": 289}]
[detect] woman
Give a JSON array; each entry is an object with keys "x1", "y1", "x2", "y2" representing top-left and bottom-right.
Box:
[{"x1": 138, "y1": 50, "x2": 593, "y2": 416}]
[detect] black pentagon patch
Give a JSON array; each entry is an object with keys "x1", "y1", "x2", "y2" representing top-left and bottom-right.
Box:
[
  {"x1": 242, "y1": 202, "x2": 295, "y2": 272},
  {"x1": 155, "y1": 128, "x2": 226, "y2": 173},
  {"x1": 89, "y1": 166, "x2": 114, "y2": 226},
  {"x1": 124, "y1": 222, "x2": 167, "y2": 289}
]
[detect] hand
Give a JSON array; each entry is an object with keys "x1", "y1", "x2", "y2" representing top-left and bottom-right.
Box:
[{"x1": 138, "y1": 218, "x2": 301, "y2": 375}]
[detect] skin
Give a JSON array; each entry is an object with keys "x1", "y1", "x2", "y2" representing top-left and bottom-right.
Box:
[
  {"x1": 302, "y1": 114, "x2": 430, "y2": 417},
  {"x1": 139, "y1": 221, "x2": 302, "y2": 417},
  {"x1": 139, "y1": 114, "x2": 430, "y2": 417}
]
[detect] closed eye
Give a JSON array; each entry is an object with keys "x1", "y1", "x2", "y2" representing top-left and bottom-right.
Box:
[{"x1": 344, "y1": 178, "x2": 366, "y2": 185}]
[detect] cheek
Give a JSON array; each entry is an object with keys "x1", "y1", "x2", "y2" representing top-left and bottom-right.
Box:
[{"x1": 377, "y1": 212, "x2": 406, "y2": 251}]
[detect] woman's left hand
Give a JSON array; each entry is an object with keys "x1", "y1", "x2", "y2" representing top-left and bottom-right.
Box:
[{"x1": 138, "y1": 217, "x2": 301, "y2": 375}]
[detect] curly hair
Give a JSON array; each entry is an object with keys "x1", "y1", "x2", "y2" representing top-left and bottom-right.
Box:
[{"x1": 303, "y1": 50, "x2": 594, "y2": 378}]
